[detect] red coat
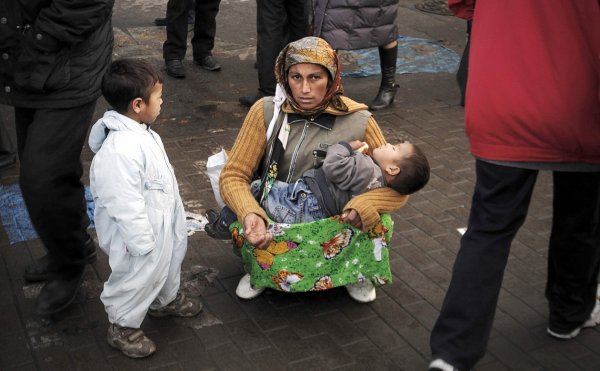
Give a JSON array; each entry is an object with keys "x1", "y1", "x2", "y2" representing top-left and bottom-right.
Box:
[
  {"x1": 448, "y1": 0, "x2": 473, "y2": 21},
  {"x1": 464, "y1": 0, "x2": 600, "y2": 163}
]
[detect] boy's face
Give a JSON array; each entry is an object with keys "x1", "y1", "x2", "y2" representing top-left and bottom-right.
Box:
[
  {"x1": 138, "y1": 82, "x2": 163, "y2": 124},
  {"x1": 371, "y1": 142, "x2": 413, "y2": 170}
]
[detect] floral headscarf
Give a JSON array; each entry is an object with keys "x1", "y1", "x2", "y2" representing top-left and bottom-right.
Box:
[{"x1": 274, "y1": 36, "x2": 347, "y2": 115}]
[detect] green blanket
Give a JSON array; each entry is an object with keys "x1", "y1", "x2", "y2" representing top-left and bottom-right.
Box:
[{"x1": 230, "y1": 214, "x2": 394, "y2": 292}]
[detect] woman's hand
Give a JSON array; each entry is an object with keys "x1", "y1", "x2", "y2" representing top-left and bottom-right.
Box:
[
  {"x1": 243, "y1": 213, "x2": 272, "y2": 249},
  {"x1": 341, "y1": 208, "x2": 363, "y2": 230}
]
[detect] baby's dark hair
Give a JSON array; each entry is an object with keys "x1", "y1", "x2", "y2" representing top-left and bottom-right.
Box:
[
  {"x1": 387, "y1": 143, "x2": 430, "y2": 195},
  {"x1": 101, "y1": 59, "x2": 163, "y2": 114}
]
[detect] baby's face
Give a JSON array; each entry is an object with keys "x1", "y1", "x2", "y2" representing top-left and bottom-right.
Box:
[{"x1": 371, "y1": 142, "x2": 413, "y2": 166}]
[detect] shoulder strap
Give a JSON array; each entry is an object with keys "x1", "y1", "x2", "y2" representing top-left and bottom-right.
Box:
[{"x1": 263, "y1": 96, "x2": 275, "y2": 133}]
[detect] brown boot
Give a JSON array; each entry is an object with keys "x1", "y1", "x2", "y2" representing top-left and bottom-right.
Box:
[{"x1": 107, "y1": 324, "x2": 156, "y2": 358}]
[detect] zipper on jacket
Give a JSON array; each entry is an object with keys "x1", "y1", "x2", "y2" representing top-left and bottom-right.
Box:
[
  {"x1": 286, "y1": 117, "x2": 313, "y2": 183},
  {"x1": 149, "y1": 129, "x2": 178, "y2": 200}
]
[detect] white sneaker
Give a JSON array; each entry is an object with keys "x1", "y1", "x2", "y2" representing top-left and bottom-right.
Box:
[
  {"x1": 346, "y1": 279, "x2": 376, "y2": 303},
  {"x1": 428, "y1": 359, "x2": 458, "y2": 371},
  {"x1": 235, "y1": 273, "x2": 265, "y2": 300},
  {"x1": 547, "y1": 298, "x2": 600, "y2": 339}
]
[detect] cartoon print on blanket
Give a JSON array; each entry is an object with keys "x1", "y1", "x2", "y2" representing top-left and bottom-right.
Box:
[{"x1": 230, "y1": 214, "x2": 394, "y2": 292}]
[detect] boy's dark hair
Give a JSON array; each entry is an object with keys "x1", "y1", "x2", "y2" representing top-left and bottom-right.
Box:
[
  {"x1": 101, "y1": 59, "x2": 163, "y2": 114},
  {"x1": 387, "y1": 143, "x2": 430, "y2": 195}
]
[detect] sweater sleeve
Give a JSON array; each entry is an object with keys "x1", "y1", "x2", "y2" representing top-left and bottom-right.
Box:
[
  {"x1": 344, "y1": 115, "x2": 409, "y2": 230},
  {"x1": 219, "y1": 100, "x2": 270, "y2": 224}
]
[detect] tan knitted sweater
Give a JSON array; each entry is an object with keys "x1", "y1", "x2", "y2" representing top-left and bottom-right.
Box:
[{"x1": 219, "y1": 96, "x2": 409, "y2": 231}]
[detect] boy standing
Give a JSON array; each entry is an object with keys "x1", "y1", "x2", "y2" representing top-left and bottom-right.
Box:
[{"x1": 89, "y1": 59, "x2": 202, "y2": 358}]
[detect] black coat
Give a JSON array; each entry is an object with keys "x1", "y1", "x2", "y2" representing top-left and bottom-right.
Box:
[{"x1": 0, "y1": 0, "x2": 114, "y2": 109}]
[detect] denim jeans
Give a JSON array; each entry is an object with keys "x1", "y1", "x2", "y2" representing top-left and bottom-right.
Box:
[{"x1": 251, "y1": 179, "x2": 327, "y2": 224}]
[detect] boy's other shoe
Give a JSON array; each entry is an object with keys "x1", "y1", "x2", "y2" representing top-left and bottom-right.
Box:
[
  {"x1": 148, "y1": 292, "x2": 203, "y2": 317},
  {"x1": 107, "y1": 324, "x2": 156, "y2": 358}
]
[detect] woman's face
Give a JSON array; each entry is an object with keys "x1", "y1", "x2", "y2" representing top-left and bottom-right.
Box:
[{"x1": 287, "y1": 63, "x2": 329, "y2": 110}]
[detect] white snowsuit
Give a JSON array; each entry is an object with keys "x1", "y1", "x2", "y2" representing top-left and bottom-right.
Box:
[{"x1": 89, "y1": 110, "x2": 187, "y2": 328}]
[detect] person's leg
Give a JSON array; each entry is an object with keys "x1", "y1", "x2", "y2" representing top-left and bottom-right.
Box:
[
  {"x1": 369, "y1": 40, "x2": 399, "y2": 111},
  {"x1": 191, "y1": 0, "x2": 220, "y2": 60},
  {"x1": 239, "y1": 0, "x2": 289, "y2": 106},
  {"x1": 15, "y1": 102, "x2": 97, "y2": 315},
  {"x1": 102, "y1": 251, "x2": 159, "y2": 358},
  {"x1": 546, "y1": 171, "x2": 600, "y2": 335},
  {"x1": 148, "y1": 227, "x2": 201, "y2": 318},
  {"x1": 284, "y1": 0, "x2": 308, "y2": 43},
  {"x1": 430, "y1": 161, "x2": 538, "y2": 370},
  {"x1": 163, "y1": 0, "x2": 189, "y2": 61},
  {"x1": 187, "y1": 0, "x2": 195, "y2": 24},
  {"x1": 256, "y1": 0, "x2": 287, "y2": 96}
]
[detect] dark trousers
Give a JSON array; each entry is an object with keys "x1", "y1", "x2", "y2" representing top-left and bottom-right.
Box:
[
  {"x1": 0, "y1": 115, "x2": 16, "y2": 167},
  {"x1": 14, "y1": 102, "x2": 96, "y2": 269},
  {"x1": 256, "y1": 0, "x2": 308, "y2": 95},
  {"x1": 430, "y1": 160, "x2": 600, "y2": 370},
  {"x1": 456, "y1": 20, "x2": 471, "y2": 107},
  {"x1": 163, "y1": 0, "x2": 220, "y2": 61}
]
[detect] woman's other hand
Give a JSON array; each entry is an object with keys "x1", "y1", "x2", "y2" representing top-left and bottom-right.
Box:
[
  {"x1": 243, "y1": 213, "x2": 272, "y2": 249},
  {"x1": 341, "y1": 208, "x2": 363, "y2": 230}
]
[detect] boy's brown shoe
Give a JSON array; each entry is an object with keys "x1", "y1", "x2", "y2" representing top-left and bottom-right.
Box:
[
  {"x1": 107, "y1": 324, "x2": 156, "y2": 358},
  {"x1": 148, "y1": 292, "x2": 203, "y2": 318}
]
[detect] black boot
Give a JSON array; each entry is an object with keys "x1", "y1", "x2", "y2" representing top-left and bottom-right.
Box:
[
  {"x1": 35, "y1": 264, "x2": 86, "y2": 315},
  {"x1": 24, "y1": 237, "x2": 97, "y2": 282},
  {"x1": 369, "y1": 45, "x2": 399, "y2": 111}
]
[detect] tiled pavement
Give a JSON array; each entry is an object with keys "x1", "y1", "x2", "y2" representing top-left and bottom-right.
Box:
[{"x1": 1, "y1": 1, "x2": 599, "y2": 370}]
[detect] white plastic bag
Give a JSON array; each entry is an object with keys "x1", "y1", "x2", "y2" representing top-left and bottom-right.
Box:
[{"x1": 206, "y1": 148, "x2": 228, "y2": 209}]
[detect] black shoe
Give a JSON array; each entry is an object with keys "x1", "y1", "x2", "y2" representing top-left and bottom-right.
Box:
[
  {"x1": 35, "y1": 264, "x2": 86, "y2": 315},
  {"x1": 194, "y1": 56, "x2": 221, "y2": 71},
  {"x1": 24, "y1": 237, "x2": 97, "y2": 282},
  {"x1": 239, "y1": 92, "x2": 266, "y2": 108},
  {"x1": 165, "y1": 59, "x2": 186, "y2": 78},
  {"x1": 205, "y1": 213, "x2": 232, "y2": 240},
  {"x1": 206, "y1": 209, "x2": 220, "y2": 224}
]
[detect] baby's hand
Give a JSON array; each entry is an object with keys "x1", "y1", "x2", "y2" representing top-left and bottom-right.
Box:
[{"x1": 348, "y1": 140, "x2": 368, "y2": 153}]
